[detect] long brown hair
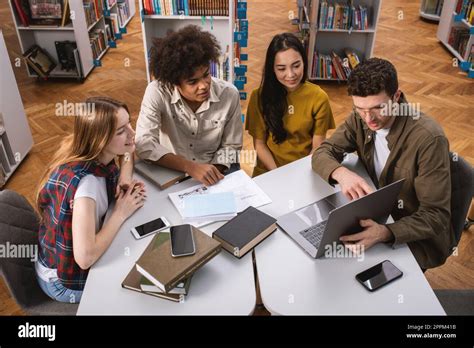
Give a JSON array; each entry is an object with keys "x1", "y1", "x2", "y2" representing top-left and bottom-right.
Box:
[{"x1": 36, "y1": 97, "x2": 129, "y2": 214}]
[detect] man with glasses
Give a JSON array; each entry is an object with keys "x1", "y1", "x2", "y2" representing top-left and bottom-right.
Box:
[{"x1": 312, "y1": 58, "x2": 455, "y2": 270}]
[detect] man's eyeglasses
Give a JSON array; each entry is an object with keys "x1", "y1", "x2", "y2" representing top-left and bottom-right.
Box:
[{"x1": 352, "y1": 94, "x2": 396, "y2": 116}]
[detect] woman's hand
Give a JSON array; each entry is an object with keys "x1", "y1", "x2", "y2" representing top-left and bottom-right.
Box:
[{"x1": 112, "y1": 180, "x2": 146, "y2": 221}]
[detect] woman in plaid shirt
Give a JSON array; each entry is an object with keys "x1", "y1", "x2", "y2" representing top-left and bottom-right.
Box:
[{"x1": 35, "y1": 97, "x2": 146, "y2": 303}]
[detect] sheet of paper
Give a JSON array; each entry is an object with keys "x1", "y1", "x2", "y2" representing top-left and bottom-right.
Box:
[{"x1": 169, "y1": 170, "x2": 272, "y2": 226}]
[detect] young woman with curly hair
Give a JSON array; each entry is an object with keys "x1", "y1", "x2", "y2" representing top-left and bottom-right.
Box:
[{"x1": 135, "y1": 25, "x2": 243, "y2": 186}]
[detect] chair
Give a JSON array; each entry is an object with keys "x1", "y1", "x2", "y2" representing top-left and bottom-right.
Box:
[
  {"x1": 449, "y1": 152, "x2": 473, "y2": 245},
  {"x1": 434, "y1": 289, "x2": 474, "y2": 315},
  {"x1": 0, "y1": 190, "x2": 78, "y2": 315},
  {"x1": 433, "y1": 155, "x2": 474, "y2": 315}
]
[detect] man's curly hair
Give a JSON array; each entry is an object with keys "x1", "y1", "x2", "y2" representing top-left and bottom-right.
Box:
[
  {"x1": 150, "y1": 25, "x2": 221, "y2": 85},
  {"x1": 348, "y1": 58, "x2": 398, "y2": 97}
]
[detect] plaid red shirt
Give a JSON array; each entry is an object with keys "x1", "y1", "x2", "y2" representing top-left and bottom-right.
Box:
[{"x1": 38, "y1": 160, "x2": 119, "y2": 290}]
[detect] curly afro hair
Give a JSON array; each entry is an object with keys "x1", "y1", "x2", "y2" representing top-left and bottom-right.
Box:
[
  {"x1": 348, "y1": 58, "x2": 398, "y2": 97},
  {"x1": 150, "y1": 25, "x2": 221, "y2": 85}
]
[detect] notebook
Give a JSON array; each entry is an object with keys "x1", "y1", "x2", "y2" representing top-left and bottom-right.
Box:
[
  {"x1": 135, "y1": 226, "x2": 221, "y2": 293},
  {"x1": 121, "y1": 266, "x2": 182, "y2": 302},
  {"x1": 212, "y1": 206, "x2": 277, "y2": 258},
  {"x1": 135, "y1": 160, "x2": 188, "y2": 189},
  {"x1": 182, "y1": 192, "x2": 237, "y2": 223}
]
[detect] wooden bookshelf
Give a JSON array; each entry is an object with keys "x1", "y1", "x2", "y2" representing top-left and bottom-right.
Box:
[
  {"x1": 305, "y1": 0, "x2": 382, "y2": 81},
  {"x1": 437, "y1": 0, "x2": 474, "y2": 78},
  {"x1": 7, "y1": 0, "x2": 135, "y2": 81},
  {"x1": 139, "y1": 0, "x2": 236, "y2": 85},
  {"x1": 0, "y1": 30, "x2": 33, "y2": 187}
]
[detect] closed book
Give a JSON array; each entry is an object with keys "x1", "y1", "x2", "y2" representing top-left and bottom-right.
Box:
[
  {"x1": 136, "y1": 226, "x2": 221, "y2": 293},
  {"x1": 212, "y1": 206, "x2": 277, "y2": 259},
  {"x1": 121, "y1": 264, "x2": 182, "y2": 302},
  {"x1": 135, "y1": 160, "x2": 187, "y2": 189},
  {"x1": 140, "y1": 275, "x2": 192, "y2": 294}
]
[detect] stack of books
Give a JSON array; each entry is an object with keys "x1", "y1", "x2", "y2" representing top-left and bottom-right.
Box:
[
  {"x1": 318, "y1": 1, "x2": 369, "y2": 30},
  {"x1": 311, "y1": 48, "x2": 360, "y2": 80},
  {"x1": 448, "y1": 26, "x2": 470, "y2": 58},
  {"x1": 142, "y1": 0, "x2": 229, "y2": 16},
  {"x1": 122, "y1": 227, "x2": 221, "y2": 302}
]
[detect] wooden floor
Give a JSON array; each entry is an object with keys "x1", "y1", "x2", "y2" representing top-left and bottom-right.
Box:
[{"x1": 0, "y1": 0, "x2": 473, "y2": 316}]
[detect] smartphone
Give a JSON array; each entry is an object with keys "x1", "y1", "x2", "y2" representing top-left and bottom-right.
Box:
[
  {"x1": 130, "y1": 217, "x2": 170, "y2": 240},
  {"x1": 355, "y1": 260, "x2": 403, "y2": 292},
  {"x1": 170, "y1": 224, "x2": 196, "y2": 257}
]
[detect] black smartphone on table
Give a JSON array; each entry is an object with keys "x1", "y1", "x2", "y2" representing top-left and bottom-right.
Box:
[
  {"x1": 356, "y1": 260, "x2": 403, "y2": 292},
  {"x1": 170, "y1": 224, "x2": 196, "y2": 257}
]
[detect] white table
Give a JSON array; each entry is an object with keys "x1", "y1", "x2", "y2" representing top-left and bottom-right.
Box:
[
  {"x1": 253, "y1": 155, "x2": 446, "y2": 315},
  {"x1": 77, "y1": 175, "x2": 256, "y2": 315}
]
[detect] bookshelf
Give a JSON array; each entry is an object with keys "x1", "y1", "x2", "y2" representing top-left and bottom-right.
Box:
[
  {"x1": 420, "y1": 0, "x2": 444, "y2": 21},
  {"x1": 8, "y1": 0, "x2": 135, "y2": 81},
  {"x1": 304, "y1": 0, "x2": 382, "y2": 81},
  {"x1": 0, "y1": 30, "x2": 34, "y2": 187},
  {"x1": 139, "y1": 0, "x2": 238, "y2": 88},
  {"x1": 437, "y1": 0, "x2": 474, "y2": 78}
]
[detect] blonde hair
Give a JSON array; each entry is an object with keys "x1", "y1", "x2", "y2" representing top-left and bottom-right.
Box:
[{"x1": 36, "y1": 97, "x2": 129, "y2": 214}]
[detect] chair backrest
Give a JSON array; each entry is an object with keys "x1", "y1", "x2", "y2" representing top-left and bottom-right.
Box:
[
  {"x1": 450, "y1": 153, "x2": 474, "y2": 245},
  {"x1": 0, "y1": 189, "x2": 49, "y2": 308}
]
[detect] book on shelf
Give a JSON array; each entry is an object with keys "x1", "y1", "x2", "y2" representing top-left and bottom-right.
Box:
[
  {"x1": 210, "y1": 47, "x2": 230, "y2": 81},
  {"x1": 83, "y1": 0, "x2": 104, "y2": 28},
  {"x1": 318, "y1": 0, "x2": 369, "y2": 30},
  {"x1": 448, "y1": 26, "x2": 470, "y2": 58},
  {"x1": 90, "y1": 28, "x2": 108, "y2": 59},
  {"x1": 13, "y1": 0, "x2": 71, "y2": 27},
  {"x1": 117, "y1": 0, "x2": 131, "y2": 25},
  {"x1": 135, "y1": 227, "x2": 221, "y2": 293},
  {"x1": 212, "y1": 206, "x2": 277, "y2": 259},
  {"x1": 29, "y1": 0, "x2": 62, "y2": 19},
  {"x1": 142, "y1": 0, "x2": 229, "y2": 16},
  {"x1": 104, "y1": 0, "x2": 117, "y2": 10},
  {"x1": 311, "y1": 48, "x2": 360, "y2": 80},
  {"x1": 107, "y1": 13, "x2": 120, "y2": 34},
  {"x1": 23, "y1": 44, "x2": 57, "y2": 77},
  {"x1": 456, "y1": 0, "x2": 474, "y2": 24}
]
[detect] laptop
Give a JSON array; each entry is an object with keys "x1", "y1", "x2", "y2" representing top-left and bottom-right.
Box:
[
  {"x1": 277, "y1": 179, "x2": 405, "y2": 258},
  {"x1": 135, "y1": 160, "x2": 188, "y2": 190}
]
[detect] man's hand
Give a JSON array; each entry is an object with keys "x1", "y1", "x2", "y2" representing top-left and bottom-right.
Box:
[
  {"x1": 339, "y1": 219, "x2": 393, "y2": 252},
  {"x1": 186, "y1": 162, "x2": 224, "y2": 186},
  {"x1": 331, "y1": 167, "x2": 374, "y2": 200}
]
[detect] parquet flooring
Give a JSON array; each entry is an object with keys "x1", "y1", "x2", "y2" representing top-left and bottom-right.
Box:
[{"x1": 0, "y1": 0, "x2": 472, "y2": 316}]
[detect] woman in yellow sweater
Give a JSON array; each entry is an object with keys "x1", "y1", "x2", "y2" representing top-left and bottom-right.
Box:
[{"x1": 246, "y1": 33, "x2": 335, "y2": 176}]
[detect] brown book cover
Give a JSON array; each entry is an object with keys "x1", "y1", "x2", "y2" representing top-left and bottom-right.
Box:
[
  {"x1": 122, "y1": 264, "x2": 182, "y2": 302},
  {"x1": 212, "y1": 206, "x2": 277, "y2": 259},
  {"x1": 136, "y1": 226, "x2": 221, "y2": 292}
]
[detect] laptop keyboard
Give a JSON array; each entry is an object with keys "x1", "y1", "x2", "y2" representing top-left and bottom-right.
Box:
[{"x1": 299, "y1": 221, "x2": 328, "y2": 249}]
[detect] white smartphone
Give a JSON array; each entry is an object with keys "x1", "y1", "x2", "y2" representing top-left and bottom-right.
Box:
[
  {"x1": 170, "y1": 224, "x2": 196, "y2": 257},
  {"x1": 130, "y1": 217, "x2": 171, "y2": 240}
]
